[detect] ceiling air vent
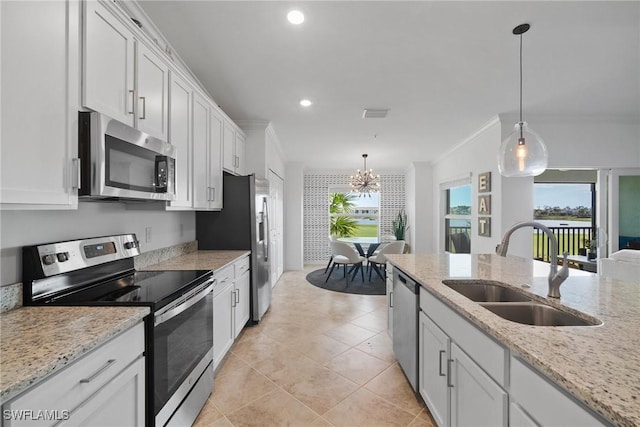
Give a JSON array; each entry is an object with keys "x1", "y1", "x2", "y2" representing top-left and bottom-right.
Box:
[{"x1": 362, "y1": 109, "x2": 389, "y2": 119}]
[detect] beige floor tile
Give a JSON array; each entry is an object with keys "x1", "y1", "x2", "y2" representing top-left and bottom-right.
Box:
[
  {"x1": 325, "y1": 348, "x2": 391, "y2": 385},
  {"x1": 214, "y1": 352, "x2": 251, "y2": 378},
  {"x1": 408, "y1": 408, "x2": 438, "y2": 427},
  {"x1": 355, "y1": 331, "x2": 396, "y2": 363},
  {"x1": 281, "y1": 368, "x2": 360, "y2": 415},
  {"x1": 193, "y1": 398, "x2": 225, "y2": 426},
  {"x1": 255, "y1": 352, "x2": 323, "y2": 385},
  {"x1": 365, "y1": 363, "x2": 425, "y2": 415},
  {"x1": 230, "y1": 332, "x2": 292, "y2": 366},
  {"x1": 350, "y1": 311, "x2": 388, "y2": 333},
  {"x1": 323, "y1": 388, "x2": 417, "y2": 427},
  {"x1": 226, "y1": 389, "x2": 318, "y2": 427},
  {"x1": 323, "y1": 322, "x2": 378, "y2": 347},
  {"x1": 290, "y1": 334, "x2": 351, "y2": 364},
  {"x1": 210, "y1": 363, "x2": 277, "y2": 414},
  {"x1": 311, "y1": 416, "x2": 335, "y2": 426}
]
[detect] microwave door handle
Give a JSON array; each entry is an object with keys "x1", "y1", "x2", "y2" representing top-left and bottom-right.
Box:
[{"x1": 155, "y1": 156, "x2": 168, "y2": 192}]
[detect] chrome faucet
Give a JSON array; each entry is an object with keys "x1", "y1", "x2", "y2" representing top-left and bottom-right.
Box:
[{"x1": 496, "y1": 221, "x2": 569, "y2": 298}]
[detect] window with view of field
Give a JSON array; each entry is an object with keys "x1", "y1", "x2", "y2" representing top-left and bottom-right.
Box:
[
  {"x1": 533, "y1": 183, "x2": 596, "y2": 261},
  {"x1": 329, "y1": 189, "x2": 379, "y2": 238}
]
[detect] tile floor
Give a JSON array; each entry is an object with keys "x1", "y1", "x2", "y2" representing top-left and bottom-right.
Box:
[{"x1": 194, "y1": 266, "x2": 436, "y2": 427}]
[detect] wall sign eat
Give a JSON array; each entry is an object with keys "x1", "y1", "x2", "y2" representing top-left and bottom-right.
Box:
[{"x1": 478, "y1": 172, "x2": 491, "y2": 237}]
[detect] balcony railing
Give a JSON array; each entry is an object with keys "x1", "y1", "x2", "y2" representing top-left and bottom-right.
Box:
[{"x1": 533, "y1": 226, "x2": 594, "y2": 262}]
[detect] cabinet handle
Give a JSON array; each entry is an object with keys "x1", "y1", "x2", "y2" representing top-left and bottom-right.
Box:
[
  {"x1": 438, "y1": 350, "x2": 446, "y2": 376},
  {"x1": 79, "y1": 359, "x2": 116, "y2": 383},
  {"x1": 71, "y1": 158, "x2": 81, "y2": 190},
  {"x1": 128, "y1": 90, "x2": 135, "y2": 114},
  {"x1": 139, "y1": 96, "x2": 146, "y2": 119},
  {"x1": 211, "y1": 187, "x2": 216, "y2": 202},
  {"x1": 389, "y1": 291, "x2": 393, "y2": 308},
  {"x1": 235, "y1": 155, "x2": 239, "y2": 168},
  {"x1": 447, "y1": 359, "x2": 454, "y2": 388},
  {"x1": 231, "y1": 290, "x2": 236, "y2": 307},
  {"x1": 235, "y1": 288, "x2": 240, "y2": 304}
]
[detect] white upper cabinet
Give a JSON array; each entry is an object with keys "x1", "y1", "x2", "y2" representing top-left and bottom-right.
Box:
[
  {"x1": 223, "y1": 121, "x2": 246, "y2": 175},
  {"x1": 1, "y1": 0, "x2": 80, "y2": 209},
  {"x1": 136, "y1": 42, "x2": 169, "y2": 140},
  {"x1": 167, "y1": 72, "x2": 192, "y2": 209},
  {"x1": 83, "y1": 0, "x2": 168, "y2": 141},
  {"x1": 83, "y1": 0, "x2": 135, "y2": 126},
  {"x1": 192, "y1": 92, "x2": 223, "y2": 211}
]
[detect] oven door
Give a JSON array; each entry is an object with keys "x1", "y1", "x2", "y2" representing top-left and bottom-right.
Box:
[{"x1": 154, "y1": 279, "x2": 214, "y2": 426}]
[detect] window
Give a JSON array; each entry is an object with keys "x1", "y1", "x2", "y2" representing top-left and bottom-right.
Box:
[
  {"x1": 329, "y1": 187, "x2": 379, "y2": 238},
  {"x1": 444, "y1": 184, "x2": 471, "y2": 253}
]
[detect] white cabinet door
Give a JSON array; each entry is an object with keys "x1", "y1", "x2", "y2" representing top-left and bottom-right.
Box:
[
  {"x1": 167, "y1": 72, "x2": 192, "y2": 209},
  {"x1": 136, "y1": 41, "x2": 169, "y2": 141},
  {"x1": 450, "y1": 343, "x2": 508, "y2": 427},
  {"x1": 387, "y1": 265, "x2": 394, "y2": 335},
  {"x1": 213, "y1": 282, "x2": 235, "y2": 370},
  {"x1": 1, "y1": 0, "x2": 79, "y2": 209},
  {"x1": 419, "y1": 312, "x2": 450, "y2": 427},
  {"x1": 234, "y1": 270, "x2": 251, "y2": 338},
  {"x1": 235, "y1": 132, "x2": 246, "y2": 175},
  {"x1": 192, "y1": 92, "x2": 210, "y2": 210},
  {"x1": 58, "y1": 358, "x2": 145, "y2": 427},
  {"x1": 509, "y1": 403, "x2": 538, "y2": 427},
  {"x1": 208, "y1": 107, "x2": 224, "y2": 210},
  {"x1": 223, "y1": 122, "x2": 236, "y2": 173},
  {"x1": 83, "y1": 0, "x2": 135, "y2": 126}
]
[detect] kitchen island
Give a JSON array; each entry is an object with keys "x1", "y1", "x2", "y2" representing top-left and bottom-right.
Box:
[{"x1": 386, "y1": 253, "x2": 639, "y2": 427}]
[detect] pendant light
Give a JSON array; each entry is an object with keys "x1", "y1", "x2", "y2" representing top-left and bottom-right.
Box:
[
  {"x1": 498, "y1": 23, "x2": 548, "y2": 177},
  {"x1": 349, "y1": 154, "x2": 381, "y2": 197}
]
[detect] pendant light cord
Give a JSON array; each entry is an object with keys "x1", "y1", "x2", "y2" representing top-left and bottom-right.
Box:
[{"x1": 519, "y1": 32, "x2": 524, "y2": 139}]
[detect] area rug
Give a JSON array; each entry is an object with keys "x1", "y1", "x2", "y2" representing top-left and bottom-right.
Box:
[{"x1": 305, "y1": 267, "x2": 386, "y2": 295}]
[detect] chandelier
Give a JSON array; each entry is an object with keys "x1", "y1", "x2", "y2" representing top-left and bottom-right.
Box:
[{"x1": 349, "y1": 154, "x2": 380, "y2": 196}]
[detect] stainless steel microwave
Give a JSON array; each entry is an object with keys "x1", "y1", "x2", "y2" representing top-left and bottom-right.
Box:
[{"x1": 78, "y1": 111, "x2": 176, "y2": 201}]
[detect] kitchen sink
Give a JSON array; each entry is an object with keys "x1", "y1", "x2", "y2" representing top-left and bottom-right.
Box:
[
  {"x1": 479, "y1": 302, "x2": 603, "y2": 327},
  {"x1": 442, "y1": 280, "x2": 532, "y2": 302}
]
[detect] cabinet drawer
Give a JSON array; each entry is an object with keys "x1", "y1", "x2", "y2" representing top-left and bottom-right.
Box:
[
  {"x1": 510, "y1": 357, "x2": 607, "y2": 426},
  {"x1": 235, "y1": 256, "x2": 250, "y2": 277},
  {"x1": 6, "y1": 323, "x2": 144, "y2": 426},
  {"x1": 213, "y1": 265, "x2": 234, "y2": 296},
  {"x1": 420, "y1": 287, "x2": 507, "y2": 386}
]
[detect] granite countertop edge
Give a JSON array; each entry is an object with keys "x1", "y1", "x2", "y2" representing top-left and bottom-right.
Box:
[
  {"x1": 386, "y1": 253, "x2": 639, "y2": 427},
  {"x1": 0, "y1": 306, "x2": 149, "y2": 404},
  {"x1": 139, "y1": 250, "x2": 251, "y2": 272}
]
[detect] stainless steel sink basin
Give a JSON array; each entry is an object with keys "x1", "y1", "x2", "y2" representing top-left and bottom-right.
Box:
[
  {"x1": 442, "y1": 280, "x2": 532, "y2": 303},
  {"x1": 480, "y1": 302, "x2": 603, "y2": 327}
]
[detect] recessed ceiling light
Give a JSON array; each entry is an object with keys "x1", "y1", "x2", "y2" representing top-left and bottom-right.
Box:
[
  {"x1": 299, "y1": 99, "x2": 312, "y2": 107},
  {"x1": 287, "y1": 10, "x2": 304, "y2": 25}
]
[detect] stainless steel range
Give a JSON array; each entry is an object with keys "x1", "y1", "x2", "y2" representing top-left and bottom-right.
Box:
[{"x1": 22, "y1": 234, "x2": 214, "y2": 426}]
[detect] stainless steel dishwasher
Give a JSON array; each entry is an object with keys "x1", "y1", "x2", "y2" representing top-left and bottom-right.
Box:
[{"x1": 392, "y1": 268, "x2": 419, "y2": 392}]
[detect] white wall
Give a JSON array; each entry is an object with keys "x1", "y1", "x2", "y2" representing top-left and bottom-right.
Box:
[
  {"x1": 406, "y1": 162, "x2": 434, "y2": 254},
  {"x1": 431, "y1": 118, "x2": 533, "y2": 258},
  {"x1": 284, "y1": 162, "x2": 304, "y2": 270},
  {"x1": 0, "y1": 202, "x2": 195, "y2": 285}
]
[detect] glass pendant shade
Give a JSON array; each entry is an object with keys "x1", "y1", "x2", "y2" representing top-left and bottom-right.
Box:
[{"x1": 498, "y1": 121, "x2": 548, "y2": 177}]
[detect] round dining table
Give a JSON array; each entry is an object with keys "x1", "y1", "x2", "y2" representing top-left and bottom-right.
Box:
[{"x1": 337, "y1": 237, "x2": 388, "y2": 257}]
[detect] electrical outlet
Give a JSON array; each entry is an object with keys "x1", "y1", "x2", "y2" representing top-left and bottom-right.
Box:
[{"x1": 145, "y1": 227, "x2": 152, "y2": 243}]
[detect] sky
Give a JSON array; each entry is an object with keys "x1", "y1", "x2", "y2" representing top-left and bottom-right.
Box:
[{"x1": 534, "y1": 184, "x2": 592, "y2": 209}]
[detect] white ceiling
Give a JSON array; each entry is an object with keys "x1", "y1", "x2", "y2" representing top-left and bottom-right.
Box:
[{"x1": 138, "y1": 1, "x2": 640, "y2": 170}]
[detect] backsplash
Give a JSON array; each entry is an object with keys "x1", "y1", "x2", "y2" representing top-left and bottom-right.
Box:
[{"x1": 0, "y1": 241, "x2": 198, "y2": 314}]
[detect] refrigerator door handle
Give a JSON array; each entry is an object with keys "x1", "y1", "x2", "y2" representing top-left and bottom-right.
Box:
[{"x1": 262, "y1": 197, "x2": 269, "y2": 262}]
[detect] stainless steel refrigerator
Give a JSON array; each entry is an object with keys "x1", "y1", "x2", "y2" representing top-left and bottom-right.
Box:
[{"x1": 196, "y1": 173, "x2": 271, "y2": 322}]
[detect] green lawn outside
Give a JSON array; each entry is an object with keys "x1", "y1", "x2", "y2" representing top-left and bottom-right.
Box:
[{"x1": 353, "y1": 224, "x2": 378, "y2": 238}]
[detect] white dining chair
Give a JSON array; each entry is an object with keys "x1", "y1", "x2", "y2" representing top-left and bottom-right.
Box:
[
  {"x1": 325, "y1": 241, "x2": 366, "y2": 285},
  {"x1": 324, "y1": 235, "x2": 338, "y2": 273},
  {"x1": 368, "y1": 240, "x2": 405, "y2": 281}
]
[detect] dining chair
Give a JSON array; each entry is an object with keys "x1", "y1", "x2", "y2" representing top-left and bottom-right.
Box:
[
  {"x1": 325, "y1": 241, "x2": 366, "y2": 285},
  {"x1": 450, "y1": 233, "x2": 471, "y2": 253},
  {"x1": 324, "y1": 235, "x2": 338, "y2": 273},
  {"x1": 368, "y1": 240, "x2": 405, "y2": 281}
]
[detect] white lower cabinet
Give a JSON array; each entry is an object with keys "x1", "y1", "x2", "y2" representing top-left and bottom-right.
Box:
[
  {"x1": 419, "y1": 310, "x2": 507, "y2": 427},
  {"x1": 2, "y1": 322, "x2": 145, "y2": 427},
  {"x1": 509, "y1": 403, "x2": 538, "y2": 427},
  {"x1": 450, "y1": 343, "x2": 508, "y2": 427},
  {"x1": 212, "y1": 256, "x2": 251, "y2": 370},
  {"x1": 510, "y1": 357, "x2": 606, "y2": 427},
  {"x1": 386, "y1": 264, "x2": 394, "y2": 336}
]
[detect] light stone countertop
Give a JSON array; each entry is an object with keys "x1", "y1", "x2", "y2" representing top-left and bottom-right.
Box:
[
  {"x1": 385, "y1": 253, "x2": 640, "y2": 427},
  {"x1": 0, "y1": 306, "x2": 149, "y2": 404},
  {"x1": 140, "y1": 250, "x2": 250, "y2": 272}
]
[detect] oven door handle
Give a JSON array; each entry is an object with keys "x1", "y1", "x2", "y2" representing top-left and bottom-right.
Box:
[{"x1": 154, "y1": 279, "x2": 214, "y2": 327}]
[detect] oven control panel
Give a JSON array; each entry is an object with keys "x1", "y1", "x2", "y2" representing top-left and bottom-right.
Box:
[{"x1": 31, "y1": 234, "x2": 141, "y2": 277}]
